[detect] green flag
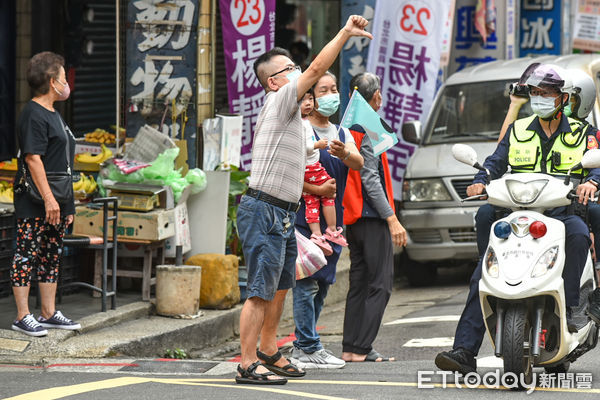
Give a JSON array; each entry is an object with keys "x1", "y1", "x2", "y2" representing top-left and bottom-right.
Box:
[{"x1": 340, "y1": 90, "x2": 398, "y2": 156}]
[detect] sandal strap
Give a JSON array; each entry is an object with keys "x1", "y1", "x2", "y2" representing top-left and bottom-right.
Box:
[
  {"x1": 239, "y1": 361, "x2": 278, "y2": 380},
  {"x1": 256, "y1": 350, "x2": 282, "y2": 365}
]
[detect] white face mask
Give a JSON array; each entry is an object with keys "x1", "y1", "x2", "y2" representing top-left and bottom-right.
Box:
[
  {"x1": 530, "y1": 95, "x2": 559, "y2": 119},
  {"x1": 285, "y1": 69, "x2": 301, "y2": 82}
]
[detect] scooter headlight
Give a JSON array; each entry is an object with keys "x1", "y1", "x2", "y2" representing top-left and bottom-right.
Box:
[
  {"x1": 505, "y1": 179, "x2": 548, "y2": 204},
  {"x1": 485, "y1": 247, "x2": 499, "y2": 278},
  {"x1": 531, "y1": 246, "x2": 559, "y2": 278}
]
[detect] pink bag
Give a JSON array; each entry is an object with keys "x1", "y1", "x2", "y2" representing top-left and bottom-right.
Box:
[{"x1": 295, "y1": 229, "x2": 327, "y2": 280}]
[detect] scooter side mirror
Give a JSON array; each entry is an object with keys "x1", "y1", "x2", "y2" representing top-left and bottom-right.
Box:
[
  {"x1": 580, "y1": 149, "x2": 600, "y2": 169},
  {"x1": 452, "y1": 144, "x2": 486, "y2": 171}
]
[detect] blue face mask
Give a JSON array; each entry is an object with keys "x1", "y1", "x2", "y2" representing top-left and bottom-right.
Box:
[
  {"x1": 286, "y1": 69, "x2": 301, "y2": 82},
  {"x1": 315, "y1": 93, "x2": 340, "y2": 117}
]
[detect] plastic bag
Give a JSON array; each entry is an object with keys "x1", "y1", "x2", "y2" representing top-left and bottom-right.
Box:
[
  {"x1": 185, "y1": 168, "x2": 207, "y2": 193},
  {"x1": 295, "y1": 229, "x2": 327, "y2": 280}
]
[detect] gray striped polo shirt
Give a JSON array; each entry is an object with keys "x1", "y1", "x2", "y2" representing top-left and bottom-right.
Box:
[{"x1": 248, "y1": 81, "x2": 305, "y2": 203}]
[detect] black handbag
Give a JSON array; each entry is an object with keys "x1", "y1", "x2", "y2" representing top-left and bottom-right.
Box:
[{"x1": 20, "y1": 114, "x2": 74, "y2": 204}]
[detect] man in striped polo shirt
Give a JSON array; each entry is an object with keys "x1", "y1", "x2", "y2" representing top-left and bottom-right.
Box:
[{"x1": 235, "y1": 15, "x2": 372, "y2": 385}]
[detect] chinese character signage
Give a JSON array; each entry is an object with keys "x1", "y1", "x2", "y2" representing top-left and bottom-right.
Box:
[
  {"x1": 520, "y1": 0, "x2": 562, "y2": 55},
  {"x1": 449, "y1": 0, "x2": 506, "y2": 74},
  {"x1": 126, "y1": 0, "x2": 198, "y2": 167},
  {"x1": 366, "y1": 0, "x2": 452, "y2": 200},
  {"x1": 340, "y1": 0, "x2": 376, "y2": 113},
  {"x1": 219, "y1": 0, "x2": 276, "y2": 170},
  {"x1": 573, "y1": 0, "x2": 600, "y2": 52}
]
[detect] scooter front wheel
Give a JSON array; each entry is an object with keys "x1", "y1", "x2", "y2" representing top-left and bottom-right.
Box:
[{"x1": 502, "y1": 303, "x2": 534, "y2": 387}]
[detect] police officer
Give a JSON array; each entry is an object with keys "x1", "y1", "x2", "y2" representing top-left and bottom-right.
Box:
[{"x1": 435, "y1": 64, "x2": 600, "y2": 375}]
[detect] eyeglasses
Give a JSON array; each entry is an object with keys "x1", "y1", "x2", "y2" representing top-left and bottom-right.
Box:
[
  {"x1": 529, "y1": 87, "x2": 560, "y2": 98},
  {"x1": 269, "y1": 65, "x2": 300, "y2": 78}
]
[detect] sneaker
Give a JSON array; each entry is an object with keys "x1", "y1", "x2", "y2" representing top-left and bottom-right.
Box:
[
  {"x1": 587, "y1": 287, "x2": 600, "y2": 325},
  {"x1": 434, "y1": 348, "x2": 476, "y2": 375},
  {"x1": 37, "y1": 310, "x2": 81, "y2": 330},
  {"x1": 11, "y1": 314, "x2": 48, "y2": 337},
  {"x1": 323, "y1": 227, "x2": 348, "y2": 247},
  {"x1": 310, "y1": 234, "x2": 333, "y2": 256},
  {"x1": 290, "y1": 347, "x2": 345, "y2": 369}
]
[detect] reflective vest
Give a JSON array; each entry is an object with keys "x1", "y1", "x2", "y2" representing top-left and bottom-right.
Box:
[
  {"x1": 343, "y1": 129, "x2": 395, "y2": 226},
  {"x1": 508, "y1": 115, "x2": 588, "y2": 177}
]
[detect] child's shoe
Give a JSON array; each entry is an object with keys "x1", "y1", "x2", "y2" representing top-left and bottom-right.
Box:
[
  {"x1": 323, "y1": 227, "x2": 348, "y2": 247},
  {"x1": 310, "y1": 234, "x2": 333, "y2": 256}
]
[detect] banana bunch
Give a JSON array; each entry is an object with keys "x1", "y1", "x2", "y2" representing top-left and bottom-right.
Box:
[
  {"x1": 73, "y1": 173, "x2": 97, "y2": 194},
  {"x1": 75, "y1": 144, "x2": 113, "y2": 164},
  {"x1": 0, "y1": 181, "x2": 13, "y2": 203},
  {"x1": 85, "y1": 129, "x2": 116, "y2": 144}
]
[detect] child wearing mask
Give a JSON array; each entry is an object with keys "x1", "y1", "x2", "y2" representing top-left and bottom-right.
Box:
[{"x1": 301, "y1": 89, "x2": 348, "y2": 255}]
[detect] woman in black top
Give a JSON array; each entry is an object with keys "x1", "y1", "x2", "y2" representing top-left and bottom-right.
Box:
[{"x1": 10, "y1": 52, "x2": 80, "y2": 336}]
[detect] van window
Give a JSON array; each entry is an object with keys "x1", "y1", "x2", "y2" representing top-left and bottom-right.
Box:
[{"x1": 424, "y1": 80, "x2": 532, "y2": 144}]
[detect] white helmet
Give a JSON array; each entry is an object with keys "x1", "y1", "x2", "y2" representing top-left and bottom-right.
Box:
[{"x1": 568, "y1": 69, "x2": 597, "y2": 119}]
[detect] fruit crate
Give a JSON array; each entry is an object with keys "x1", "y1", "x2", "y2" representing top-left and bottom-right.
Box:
[
  {"x1": 0, "y1": 213, "x2": 15, "y2": 258},
  {"x1": 0, "y1": 255, "x2": 12, "y2": 298},
  {"x1": 59, "y1": 254, "x2": 82, "y2": 295}
]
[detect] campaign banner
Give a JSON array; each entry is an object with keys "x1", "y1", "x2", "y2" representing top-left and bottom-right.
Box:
[
  {"x1": 366, "y1": 0, "x2": 451, "y2": 200},
  {"x1": 573, "y1": 0, "x2": 600, "y2": 52},
  {"x1": 340, "y1": 0, "x2": 376, "y2": 113},
  {"x1": 519, "y1": 0, "x2": 562, "y2": 55},
  {"x1": 219, "y1": 0, "x2": 276, "y2": 170}
]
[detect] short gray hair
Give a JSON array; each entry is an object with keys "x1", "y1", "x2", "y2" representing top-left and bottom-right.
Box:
[{"x1": 349, "y1": 72, "x2": 380, "y2": 102}]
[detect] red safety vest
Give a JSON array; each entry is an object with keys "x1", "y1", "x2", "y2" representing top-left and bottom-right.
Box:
[{"x1": 343, "y1": 129, "x2": 395, "y2": 226}]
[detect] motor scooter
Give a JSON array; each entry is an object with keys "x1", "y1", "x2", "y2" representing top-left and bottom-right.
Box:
[{"x1": 453, "y1": 144, "x2": 600, "y2": 384}]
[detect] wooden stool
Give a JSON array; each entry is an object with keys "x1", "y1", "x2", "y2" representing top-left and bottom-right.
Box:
[{"x1": 94, "y1": 238, "x2": 165, "y2": 301}]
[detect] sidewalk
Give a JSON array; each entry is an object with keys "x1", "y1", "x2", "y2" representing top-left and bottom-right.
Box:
[{"x1": 0, "y1": 249, "x2": 354, "y2": 365}]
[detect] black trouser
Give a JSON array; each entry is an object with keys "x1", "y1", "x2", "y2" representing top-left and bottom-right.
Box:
[{"x1": 342, "y1": 218, "x2": 394, "y2": 354}]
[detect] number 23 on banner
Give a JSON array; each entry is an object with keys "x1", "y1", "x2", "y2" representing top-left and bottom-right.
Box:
[
  {"x1": 397, "y1": 0, "x2": 434, "y2": 41},
  {"x1": 230, "y1": 0, "x2": 265, "y2": 36}
]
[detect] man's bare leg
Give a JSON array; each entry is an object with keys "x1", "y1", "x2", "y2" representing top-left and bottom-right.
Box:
[
  {"x1": 257, "y1": 289, "x2": 299, "y2": 370},
  {"x1": 239, "y1": 296, "x2": 283, "y2": 380}
]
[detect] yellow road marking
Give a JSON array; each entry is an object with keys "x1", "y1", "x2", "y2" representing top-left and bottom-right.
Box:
[
  {"x1": 3, "y1": 377, "x2": 153, "y2": 400},
  {"x1": 4, "y1": 376, "x2": 600, "y2": 399},
  {"x1": 152, "y1": 379, "x2": 352, "y2": 400}
]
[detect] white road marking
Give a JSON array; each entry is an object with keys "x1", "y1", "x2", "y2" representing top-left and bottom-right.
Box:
[
  {"x1": 476, "y1": 355, "x2": 504, "y2": 368},
  {"x1": 384, "y1": 315, "x2": 461, "y2": 326},
  {"x1": 403, "y1": 337, "x2": 455, "y2": 347}
]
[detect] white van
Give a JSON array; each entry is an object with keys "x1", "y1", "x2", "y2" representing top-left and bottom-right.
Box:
[{"x1": 399, "y1": 55, "x2": 600, "y2": 286}]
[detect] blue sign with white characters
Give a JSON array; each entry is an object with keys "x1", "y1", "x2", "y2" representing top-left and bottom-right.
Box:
[{"x1": 519, "y1": 0, "x2": 562, "y2": 56}]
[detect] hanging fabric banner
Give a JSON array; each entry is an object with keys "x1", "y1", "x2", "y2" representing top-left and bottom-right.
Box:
[
  {"x1": 340, "y1": 0, "x2": 376, "y2": 114},
  {"x1": 219, "y1": 0, "x2": 276, "y2": 170},
  {"x1": 366, "y1": 0, "x2": 451, "y2": 200}
]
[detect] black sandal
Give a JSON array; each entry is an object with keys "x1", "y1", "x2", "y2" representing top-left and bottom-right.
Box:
[
  {"x1": 364, "y1": 349, "x2": 395, "y2": 362},
  {"x1": 257, "y1": 350, "x2": 306, "y2": 377},
  {"x1": 235, "y1": 361, "x2": 287, "y2": 385}
]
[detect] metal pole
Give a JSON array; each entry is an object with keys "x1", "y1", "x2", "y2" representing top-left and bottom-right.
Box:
[{"x1": 115, "y1": 0, "x2": 120, "y2": 148}]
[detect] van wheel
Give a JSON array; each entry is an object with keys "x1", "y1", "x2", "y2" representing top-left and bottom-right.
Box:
[{"x1": 402, "y1": 255, "x2": 437, "y2": 287}]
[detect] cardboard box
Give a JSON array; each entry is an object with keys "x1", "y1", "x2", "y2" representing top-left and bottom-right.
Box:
[
  {"x1": 75, "y1": 143, "x2": 118, "y2": 156},
  {"x1": 73, "y1": 206, "x2": 175, "y2": 241}
]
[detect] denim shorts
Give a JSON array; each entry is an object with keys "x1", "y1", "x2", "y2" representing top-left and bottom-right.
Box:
[{"x1": 236, "y1": 195, "x2": 297, "y2": 300}]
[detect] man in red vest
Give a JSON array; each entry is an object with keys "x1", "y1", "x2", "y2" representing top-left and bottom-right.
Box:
[{"x1": 341, "y1": 72, "x2": 407, "y2": 362}]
